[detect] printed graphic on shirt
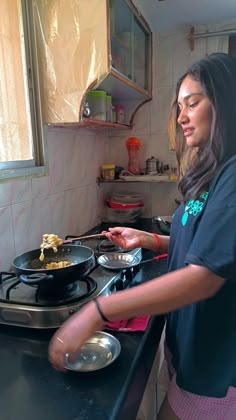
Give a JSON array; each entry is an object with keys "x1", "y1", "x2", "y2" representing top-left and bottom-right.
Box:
[{"x1": 182, "y1": 191, "x2": 209, "y2": 226}]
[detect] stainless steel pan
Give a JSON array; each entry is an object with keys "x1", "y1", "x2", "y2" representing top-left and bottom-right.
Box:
[{"x1": 97, "y1": 253, "x2": 168, "y2": 270}]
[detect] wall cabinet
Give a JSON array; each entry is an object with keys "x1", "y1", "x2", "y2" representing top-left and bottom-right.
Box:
[
  {"x1": 34, "y1": 0, "x2": 152, "y2": 126},
  {"x1": 110, "y1": 0, "x2": 151, "y2": 92}
]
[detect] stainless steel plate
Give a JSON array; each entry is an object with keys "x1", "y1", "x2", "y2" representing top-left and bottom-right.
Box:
[
  {"x1": 65, "y1": 331, "x2": 121, "y2": 372},
  {"x1": 97, "y1": 252, "x2": 141, "y2": 270}
]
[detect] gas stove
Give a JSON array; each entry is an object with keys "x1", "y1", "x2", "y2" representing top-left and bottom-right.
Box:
[{"x1": 0, "y1": 235, "x2": 142, "y2": 329}]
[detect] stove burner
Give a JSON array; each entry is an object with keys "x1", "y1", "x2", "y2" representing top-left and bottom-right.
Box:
[
  {"x1": 36, "y1": 281, "x2": 77, "y2": 301},
  {"x1": 64, "y1": 235, "x2": 125, "y2": 255},
  {"x1": 0, "y1": 272, "x2": 97, "y2": 307},
  {"x1": 35, "y1": 277, "x2": 97, "y2": 305},
  {"x1": 98, "y1": 239, "x2": 123, "y2": 253}
]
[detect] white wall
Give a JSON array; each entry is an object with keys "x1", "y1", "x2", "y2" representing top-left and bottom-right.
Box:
[
  {"x1": 0, "y1": 129, "x2": 109, "y2": 270},
  {"x1": 0, "y1": 18, "x2": 233, "y2": 271}
]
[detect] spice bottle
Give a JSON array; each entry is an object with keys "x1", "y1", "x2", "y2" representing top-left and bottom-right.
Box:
[
  {"x1": 126, "y1": 137, "x2": 141, "y2": 174},
  {"x1": 112, "y1": 105, "x2": 116, "y2": 123},
  {"x1": 116, "y1": 105, "x2": 125, "y2": 124},
  {"x1": 101, "y1": 164, "x2": 115, "y2": 180}
]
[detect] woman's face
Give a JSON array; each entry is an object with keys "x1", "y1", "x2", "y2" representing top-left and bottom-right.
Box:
[{"x1": 177, "y1": 75, "x2": 213, "y2": 147}]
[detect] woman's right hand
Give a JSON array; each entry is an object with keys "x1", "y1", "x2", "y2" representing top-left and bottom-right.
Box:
[{"x1": 103, "y1": 227, "x2": 145, "y2": 250}]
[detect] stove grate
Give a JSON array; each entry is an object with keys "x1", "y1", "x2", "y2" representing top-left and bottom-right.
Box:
[{"x1": 0, "y1": 272, "x2": 97, "y2": 307}]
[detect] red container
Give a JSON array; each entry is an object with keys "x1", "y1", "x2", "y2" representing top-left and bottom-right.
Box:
[{"x1": 106, "y1": 198, "x2": 144, "y2": 209}]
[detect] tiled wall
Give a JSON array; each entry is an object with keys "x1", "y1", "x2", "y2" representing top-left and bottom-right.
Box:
[
  {"x1": 0, "y1": 19, "x2": 232, "y2": 271},
  {"x1": 0, "y1": 129, "x2": 109, "y2": 270}
]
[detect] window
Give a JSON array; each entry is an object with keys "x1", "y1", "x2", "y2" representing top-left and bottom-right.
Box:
[{"x1": 0, "y1": 0, "x2": 47, "y2": 181}]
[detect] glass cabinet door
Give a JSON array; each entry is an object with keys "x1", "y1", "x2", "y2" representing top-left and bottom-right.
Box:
[
  {"x1": 110, "y1": 0, "x2": 151, "y2": 92},
  {"x1": 110, "y1": 0, "x2": 132, "y2": 79},
  {"x1": 133, "y1": 16, "x2": 150, "y2": 91}
]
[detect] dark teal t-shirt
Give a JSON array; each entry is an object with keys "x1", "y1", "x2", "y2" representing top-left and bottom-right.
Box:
[{"x1": 166, "y1": 155, "x2": 236, "y2": 397}]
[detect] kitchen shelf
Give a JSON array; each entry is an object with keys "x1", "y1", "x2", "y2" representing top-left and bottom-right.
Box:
[
  {"x1": 79, "y1": 119, "x2": 132, "y2": 129},
  {"x1": 50, "y1": 118, "x2": 132, "y2": 130},
  {"x1": 97, "y1": 176, "x2": 176, "y2": 185}
]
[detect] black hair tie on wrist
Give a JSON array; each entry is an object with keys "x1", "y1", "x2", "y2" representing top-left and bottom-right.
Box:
[{"x1": 94, "y1": 299, "x2": 110, "y2": 323}]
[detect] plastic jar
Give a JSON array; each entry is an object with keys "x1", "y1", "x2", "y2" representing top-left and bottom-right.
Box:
[
  {"x1": 106, "y1": 95, "x2": 112, "y2": 122},
  {"x1": 116, "y1": 105, "x2": 125, "y2": 124},
  {"x1": 101, "y1": 164, "x2": 115, "y2": 180},
  {"x1": 126, "y1": 137, "x2": 141, "y2": 174},
  {"x1": 86, "y1": 90, "x2": 106, "y2": 121}
]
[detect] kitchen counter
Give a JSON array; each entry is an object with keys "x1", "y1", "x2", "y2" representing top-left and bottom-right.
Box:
[{"x1": 0, "y1": 219, "x2": 168, "y2": 420}]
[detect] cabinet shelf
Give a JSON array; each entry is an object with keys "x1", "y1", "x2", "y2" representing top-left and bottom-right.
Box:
[
  {"x1": 50, "y1": 118, "x2": 132, "y2": 130},
  {"x1": 80, "y1": 118, "x2": 132, "y2": 129}
]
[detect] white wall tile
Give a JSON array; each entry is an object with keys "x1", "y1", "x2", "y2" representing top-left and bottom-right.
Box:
[
  {"x1": 31, "y1": 176, "x2": 51, "y2": 199},
  {"x1": 150, "y1": 86, "x2": 174, "y2": 135},
  {"x1": 63, "y1": 184, "x2": 101, "y2": 235},
  {"x1": 151, "y1": 183, "x2": 179, "y2": 216},
  {"x1": 12, "y1": 197, "x2": 52, "y2": 255},
  {"x1": 50, "y1": 192, "x2": 67, "y2": 239},
  {"x1": 131, "y1": 101, "x2": 151, "y2": 135},
  {"x1": 30, "y1": 197, "x2": 53, "y2": 250},
  {"x1": 0, "y1": 180, "x2": 32, "y2": 207},
  {"x1": 12, "y1": 201, "x2": 33, "y2": 255},
  {"x1": 31, "y1": 129, "x2": 70, "y2": 198},
  {"x1": 0, "y1": 206, "x2": 15, "y2": 271},
  {"x1": 153, "y1": 32, "x2": 173, "y2": 88},
  {"x1": 172, "y1": 31, "x2": 207, "y2": 83}
]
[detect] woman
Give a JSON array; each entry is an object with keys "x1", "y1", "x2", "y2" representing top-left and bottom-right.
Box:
[{"x1": 49, "y1": 53, "x2": 236, "y2": 419}]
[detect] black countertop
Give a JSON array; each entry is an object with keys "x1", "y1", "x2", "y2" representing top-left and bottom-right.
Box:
[{"x1": 0, "y1": 219, "x2": 167, "y2": 420}]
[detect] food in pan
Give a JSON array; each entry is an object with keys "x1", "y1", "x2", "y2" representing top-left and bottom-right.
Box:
[
  {"x1": 45, "y1": 261, "x2": 72, "y2": 269},
  {"x1": 39, "y1": 233, "x2": 63, "y2": 262}
]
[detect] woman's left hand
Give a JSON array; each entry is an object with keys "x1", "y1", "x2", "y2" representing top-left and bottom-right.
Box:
[{"x1": 48, "y1": 301, "x2": 103, "y2": 371}]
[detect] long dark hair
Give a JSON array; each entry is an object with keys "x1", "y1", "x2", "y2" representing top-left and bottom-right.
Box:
[{"x1": 169, "y1": 53, "x2": 236, "y2": 202}]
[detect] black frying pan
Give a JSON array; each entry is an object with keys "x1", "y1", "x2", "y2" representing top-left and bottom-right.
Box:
[{"x1": 12, "y1": 245, "x2": 95, "y2": 289}]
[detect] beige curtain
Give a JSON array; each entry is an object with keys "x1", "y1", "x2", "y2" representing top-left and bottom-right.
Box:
[{"x1": 0, "y1": 0, "x2": 32, "y2": 162}]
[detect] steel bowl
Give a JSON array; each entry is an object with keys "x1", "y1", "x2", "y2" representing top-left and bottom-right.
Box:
[
  {"x1": 97, "y1": 252, "x2": 141, "y2": 270},
  {"x1": 65, "y1": 331, "x2": 121, "y2": 372}
]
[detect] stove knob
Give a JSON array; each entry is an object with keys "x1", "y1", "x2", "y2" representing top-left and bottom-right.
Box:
[{"x1": 113, "y1": 279, "x2": 124, "y2": 291}]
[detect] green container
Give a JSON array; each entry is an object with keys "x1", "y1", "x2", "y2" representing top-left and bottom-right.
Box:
[
  {"x1": 87, "y1": 90, "x2": 107, "y2": 121},
  {"x1": 106, "y1": 95, "x2": 112, "y2": 122}
]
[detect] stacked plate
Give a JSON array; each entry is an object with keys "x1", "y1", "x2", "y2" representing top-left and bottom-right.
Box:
[
  {"x1": 103, "y1": 192, "x2": 144, "y2": 223},
  {"x1": 111, "y1": 192, "x2": 143, "y2": 204}
]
